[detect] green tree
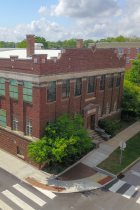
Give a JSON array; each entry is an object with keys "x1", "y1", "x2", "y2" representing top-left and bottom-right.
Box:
[
  {"x1": 125, "y1": 54, "x2": 140, "y2": 85},
  {"x1": 27, "y1": 114, "x2": 93, "y2": 165},
  {"x1": 122, "y1": 80, "x2": 140, "y2": 111},
  {"x1": 17, "y1": 39, "x2": 26, "y2": 48},
  {"x1": 35, "y1": 36, "x2": 48, "y2": 49}
]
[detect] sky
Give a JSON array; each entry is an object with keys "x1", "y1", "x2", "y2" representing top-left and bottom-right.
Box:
[{"x1": 0, "y1": 0, "x2": 140, "y2": 42}]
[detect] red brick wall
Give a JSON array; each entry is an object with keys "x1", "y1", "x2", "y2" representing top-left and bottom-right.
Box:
[
  {"x1": 0, "y1": 47, "x2": 125, "y2": 75},
  {"x1": 0, "y1": 127, "x2": 40, "y2": 168},
  {"x1": 116, "y1": 47, "x2": 140, "y2": 70}
]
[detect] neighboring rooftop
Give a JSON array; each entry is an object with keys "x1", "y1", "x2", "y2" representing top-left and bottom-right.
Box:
[
  {"x1": 0, "y1": 48, "x2": 61, "y2": 59},
  {"x1": 88, "y1": 42, "x2": 140, "y2": 49}
]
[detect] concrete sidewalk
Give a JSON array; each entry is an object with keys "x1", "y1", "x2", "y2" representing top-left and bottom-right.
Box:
[{"x1": 0, "y1": 121, "x2": 139, "y2": 193}]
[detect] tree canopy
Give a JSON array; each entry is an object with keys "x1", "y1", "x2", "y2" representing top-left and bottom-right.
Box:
[{"x1": 27, "y1": 114, "x2": 93, "y2": 165}]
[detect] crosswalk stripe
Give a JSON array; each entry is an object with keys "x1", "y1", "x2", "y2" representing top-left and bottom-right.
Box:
[
  {"x1": 109, "y1": 180, "x2": 125, "y2": 192},
  {"x1": 0, "y1": 199, "x2": 14, "y2": 210},
  {"x1": 136, "y1": 197, "x2": 140, "y2": 204},
  {"x1": 34, "y1": 186, "x2": 56, "y2": 199},
  {"x1": 13, "y1": 184, "x2": 46, "y2": 206},
  {"x1": 2, "y1": 190, "x2": 35, "y2": 210},
  {"x1": 122, "y1": 186, "x2": 138, "y2": 199}
]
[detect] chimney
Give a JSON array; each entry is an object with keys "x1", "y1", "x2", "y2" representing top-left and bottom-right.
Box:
[
  {"x1": 76, "y1": 39, "x2": 83, "y2": 48},
  {"x1": 26, "y1": 34, "x2": 35, "y2": 57}
]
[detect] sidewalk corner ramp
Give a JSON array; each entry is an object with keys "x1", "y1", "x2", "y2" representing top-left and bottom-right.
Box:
[{"x1": 25, "y1": 177, "x2": 66, "y2": 192}]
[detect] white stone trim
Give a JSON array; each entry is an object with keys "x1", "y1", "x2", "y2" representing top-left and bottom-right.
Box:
[
  {"x1": 0, "y1": 68, "x2": 125, "y2": 84},
  {"x1": 85, "y1": 97, "x2": 96, "y2": 102}
]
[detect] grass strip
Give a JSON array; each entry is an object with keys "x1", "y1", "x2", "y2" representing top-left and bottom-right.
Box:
[{"x1": 97, "y1": 131, "x2": 140, "y2": 175}]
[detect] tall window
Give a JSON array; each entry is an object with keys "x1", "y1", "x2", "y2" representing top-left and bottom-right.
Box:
[
  {"x1": 136, "y1": 48, "x2": 139, "y2": 54},
  {"x1": 100, "y1": 75, "x2": 106, "y2": 91},
  {"x1": 62, "y1": 79, "x2": 70, "y2": 98},
  {"x1": 118, "y1": 48, "x2": 123, "y2": 53},
  {"x1": 106, "y1": 103, "x2": 110, "y2": 114},
  {"x1": 47, "y1": 81, "x2": 56, "y2": 103},
  {"x1": 98, "y1": 105, "x2": 102, "y2": 118},
  {"x1": 23, "y1": 81, "x2": 32, "y2": 103},
  {"x1": 0, "y1": 109, "x2": 7, "y2": 128},
  {"x1": 0, "y1": 78, "x2": 5, "y2": 96},
  {"x1": 121, "y1": 48, "x2": 124, "y2": 53},
  {"x1": 126, "y1": 58, "x2": 129, "y2": 63},
  {"x1": 75, "y1": 78, "x2": 82, "y2": 96},
  {"x1": 13, "y1": 116, "x2": 18, "y2": 131},
  {"x1": 116, "y1": 73, "x2": 121, "y2": 87},
  {"x1": 9, "y1": 79, "x2": 18, "y2": 99},
  {"x1": 87, "y1": 76, "x2": 95, "y2": 93},
  {"x1": 108, "y1": 74, "x2": 114, "y2": 89},
  {"x1": 127, "y1": 48, "x2": 130, "y2": 54},
  {"x1": 26, "y1": 120, "x2": 32, "y2": 136},
  {"x1": 114, "y1": 100, "x2": 118, "y2": 111}
]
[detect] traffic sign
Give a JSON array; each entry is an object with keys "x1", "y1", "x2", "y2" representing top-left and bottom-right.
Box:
[{"x1": 119, "y1": 141, "x2": 126, "y2": 149}]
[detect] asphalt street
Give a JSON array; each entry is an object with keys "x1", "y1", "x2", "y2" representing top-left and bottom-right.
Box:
[{"x1": 0, "y1": 167, "x2": 140, "y2": 210}]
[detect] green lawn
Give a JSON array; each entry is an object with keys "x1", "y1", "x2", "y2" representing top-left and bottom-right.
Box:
[{"x1": 97, "y1": 132, "x2": 140, "y2": 175}]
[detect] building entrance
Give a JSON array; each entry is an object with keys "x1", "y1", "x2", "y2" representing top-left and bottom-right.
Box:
[{"x1": 87, "y1": 114, "x2": 95, "y2": 130}]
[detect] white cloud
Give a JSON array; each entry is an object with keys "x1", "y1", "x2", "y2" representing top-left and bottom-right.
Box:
[
  {"x1": 50, "y1": 0, "x2": 120, "y2": 18},
  {"x1": 1, "y1": 0, "x2": 140, "y2": 42},
  {"x1": 38, "y1": 6, "x2": 47, "y2": 16}
]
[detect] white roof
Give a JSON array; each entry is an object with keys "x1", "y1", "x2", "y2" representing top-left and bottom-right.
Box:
[{"x1": 0, "y1": 49, "x2": 61, "y2": 60}]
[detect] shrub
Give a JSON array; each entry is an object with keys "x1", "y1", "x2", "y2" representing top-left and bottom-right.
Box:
[
  {"x1": 121, "y1": 110, "x2": 137, "y2": 122},
  {"x1": 98, "y1": 119, "x2": 120, "y2": 137}
]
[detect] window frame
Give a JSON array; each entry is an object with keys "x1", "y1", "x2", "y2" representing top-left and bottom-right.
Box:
[
  {"x1": 23, "y1": 81, "x2": 32, "y2": 103},
  {"x1": 106, "y1": 102, "x2": 110, "y2": 115},
  {"x1": 0, "y1": 109, "x2": 7, "y2": 128},
  {"x1": 136, "y1": 48, "x2": 139, "y2": 54},
  {"x1": 121, "y1": 48, "x2": 124, "y2": 53},
  {"x1": 0, "y1": 77, "x2": 5, "y2": 96},
  {"x1": 116, "y1": 73, "x2": 121, "y2": 87},
  {"x1": 62, "y1": 79, "x2": 70, "y2": 99},
  {"x1": 75, "y1": 78, "x2": 82, "y2": 97},
  {"x1": 126, "y1": 57, "x2": 129, "y2": 63},
  {"x1": 13, "y1": 115, "x2": 18, "y2": 131},
  {"x1": 17, "y1": 147, "x2": 24, "y2": 156},
  {"x1": 127, "y1": 48, "x2": 130, "y2": 54},
  {"x1": 9, "y1": 79, "x2": 18, "y2": 99},
  {"x1": 108, "y1": 74, "x2": 114, "y2": 89},
  {"x1": 87, "y1": 76, "x2": 95, "y2": 93},
  {"x1": 114, "y1": 100, "x2": 118, "y2": 111},
  {"x1": 100, "y1": 75, "x2": 106, "y2": 91},
  {"x1": 26, "y1": 119, "x2": 32, "y2": 136},
  {"x1": 98, "y1": 105, "x2": 102, "y2": 118},
  {"x1": 47, "y1": 81, "x2": 56, "y2": 103}
]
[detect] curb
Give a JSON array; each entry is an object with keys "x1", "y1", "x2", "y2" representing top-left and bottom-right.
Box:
[
  {"x1": 93, "y1": 166, "x2": 117, "y2": 179},
  {"x1": 54, "y1": 149, "x2": 95, "y2": 179},
  {"x1": 117, "y1": 157, "x2": 140, "y2": 176}
]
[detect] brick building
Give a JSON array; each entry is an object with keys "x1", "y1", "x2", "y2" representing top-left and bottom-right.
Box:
[
  {"x1": 0, "y1": 35, "x2": 125, "y2": 168},
  {"x1": 89, "y1": 42, "x2": 140, "y2": 70}
]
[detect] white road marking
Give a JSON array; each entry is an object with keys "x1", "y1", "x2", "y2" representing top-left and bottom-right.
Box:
[
  {"x1": 13, "y1": 184, "x2": 46, "y2": 206},
  {"x1": 122, "y1": 186, "x2": 138, "y2": 199},
  {"x1": 2, "y1": 190, "x2": 35, "y2": 210},
  {"x1": 0, "y1": 199, "x2": 14, "y2": 210},
  {"x1": 34, "y1": 186, "x2": 56, "y2": 199},
  {"x1": 109, "y1": 180, "x2": 125, "y2": 192},
  {"x1": 136, "y1": 197, "x2": 140, "y2": 204},
  {"x1": 131, "y1": 170, "x2": 140, "y2": 178}
]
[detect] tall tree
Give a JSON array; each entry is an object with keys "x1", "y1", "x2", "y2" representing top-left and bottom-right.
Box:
[{"x1": 27, "y1": 114, "x2": 93, "y2": 165}]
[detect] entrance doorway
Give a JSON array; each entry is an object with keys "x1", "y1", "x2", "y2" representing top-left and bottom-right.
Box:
[{"x1": 87, "y1": 114, "x2": 95, "y2": 130}]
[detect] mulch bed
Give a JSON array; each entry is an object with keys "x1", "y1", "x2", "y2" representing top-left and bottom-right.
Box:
[{"x1": 56, "y1": 163, "x2": 97, "y2": 181}]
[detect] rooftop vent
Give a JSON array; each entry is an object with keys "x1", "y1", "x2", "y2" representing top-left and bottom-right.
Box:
[{"x1": 35, "y1": 43, "x2": 43, "y2": 50}]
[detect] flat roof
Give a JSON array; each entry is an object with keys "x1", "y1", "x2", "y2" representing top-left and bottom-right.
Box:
[{"x1": 0, "y1": 49, "x2": 61, "y2": 59}]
